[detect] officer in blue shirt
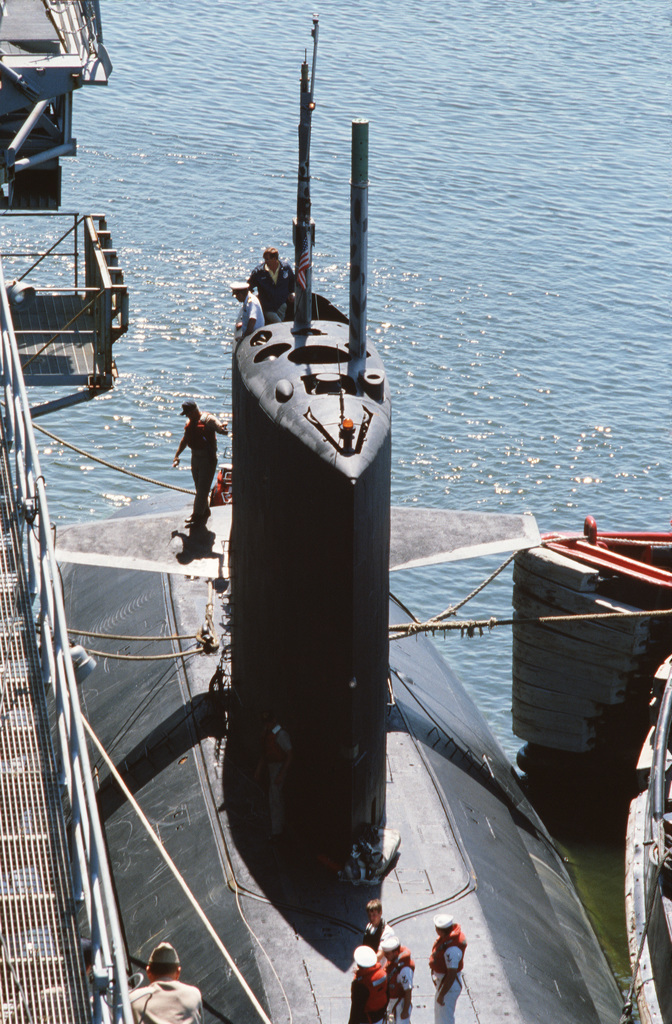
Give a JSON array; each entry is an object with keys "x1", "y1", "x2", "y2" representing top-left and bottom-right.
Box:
[{"x1": 248, "y1": 246, "x2": 295, "y2": 323}]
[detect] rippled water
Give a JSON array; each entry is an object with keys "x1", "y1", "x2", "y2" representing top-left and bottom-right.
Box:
[{"x1": 4, "y1": 0, "x2": 669, "y2": 991}]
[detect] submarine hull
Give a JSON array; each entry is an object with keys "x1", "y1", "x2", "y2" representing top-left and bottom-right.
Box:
[{"x1": 59, "y1": 532, "x2": 623, "y2": 1024}]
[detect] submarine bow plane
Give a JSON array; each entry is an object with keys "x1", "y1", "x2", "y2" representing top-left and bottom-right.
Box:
[{"x1": 58, "y1": 19, "x2": 622, "y2": 1024}]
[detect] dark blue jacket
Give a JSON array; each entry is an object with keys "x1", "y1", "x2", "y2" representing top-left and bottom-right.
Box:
[{"x1": 248, "y1": 260, "x2": 295, "y2": 314}]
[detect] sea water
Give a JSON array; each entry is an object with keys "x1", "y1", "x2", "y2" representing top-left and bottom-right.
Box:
[{"x1": 4, "y1": 0, "x2": 669, "y2": 996}]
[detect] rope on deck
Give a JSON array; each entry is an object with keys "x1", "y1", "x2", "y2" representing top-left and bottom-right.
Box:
[
  {"x1": 68, "y1": 627, "x2": 200, "y2": 642},
  {"x1": 84, "y1": 646, "x2": 205, "y2": 661},
  {"x1": 82, "y1": 717, "x2": 275, "y2": 1024},
  {"x1": 389, "y1": 605, "x2": 672, "y2": 640},
  {"x1": 33, "y1": 422, "x2": 196, "y2": 494},
  {"x1": 390, "y1": 546, "x2": 672, "y2": 640}
]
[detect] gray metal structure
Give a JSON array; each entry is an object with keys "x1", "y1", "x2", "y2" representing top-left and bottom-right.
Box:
[
  {"x1": 0, "y1": 0, "x2": 111, "y2": 208},
  {"x1": 1, "y1": 211, "x2": 127, "y2": 409},
  {"x1": 0, "y1": 256, "x2": 132, "y2": 1023},
  {"x1": 625, "y1": 658, "x2": 672, "y2": 1024}
]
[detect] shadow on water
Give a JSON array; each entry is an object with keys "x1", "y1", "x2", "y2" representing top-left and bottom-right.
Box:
[{"x1": 522, "y1": 760, "x2": 638, "y2": 1005}]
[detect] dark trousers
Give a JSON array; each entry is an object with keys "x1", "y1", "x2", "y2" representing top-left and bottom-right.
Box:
[{"x1": 190, "y1": 450, "x2": 217, "y2": 521}]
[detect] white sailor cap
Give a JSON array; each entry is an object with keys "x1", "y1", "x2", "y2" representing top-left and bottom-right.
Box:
[
  {"x1": 380, "y1": 934, "x2": 401, "y2": 953},
  {"x1": 433, "y1": 914, "x2": 454, "y2": 931},
  {"x1": 354, "y1": 945, "x2": 377, "y2": 969},
  {"x1": 231, "y1": 281, "x2": 250, "y2": 293}
]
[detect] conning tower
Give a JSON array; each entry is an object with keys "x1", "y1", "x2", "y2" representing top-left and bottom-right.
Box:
[{"x1": 230, "y1": 31, "x2": 390, "y2": 858}]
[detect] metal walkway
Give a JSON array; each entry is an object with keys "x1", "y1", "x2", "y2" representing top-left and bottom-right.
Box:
[
  {"x1": 3, "y1": 212, "x2": 128, "y2": 394},
  {"x1": 0, "y1": 256, "x2": 132, "y2": 1022},
  {"x1": 0, "y1": 414, "x2": 90, "y2": 1022}
]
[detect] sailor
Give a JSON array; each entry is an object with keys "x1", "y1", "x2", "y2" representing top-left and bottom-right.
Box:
[
  {"x1": 231, "y1": 281, "x2": 265, "y2": 337},
  {"x1": 172, "y1": 400, "x2": 228, "y2": 528},
  {"x1": 129, "y1": 942, "x2": 203, "y2": 1024},
  {"x1": 247, "y1": 245, "x2": 295, "y2": 322},
  {"x1": 254, "y1": 710, "x2": 293, "y2": 840},
  {"x1": 381, "y1": 934, "x2": 414, "y2": 1022},
  {"x1": 362, "y1": 898, "x2": 395, "y2": 961},
  {"x1": 430, "y1": 914, "x2": 467, "y2": 1024},
  {"x1": 348, "y1": 945, "x2": 388, "y2": 1024}
]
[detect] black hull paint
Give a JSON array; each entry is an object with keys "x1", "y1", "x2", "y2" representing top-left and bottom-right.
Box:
[
  {"x1": 60, "y1": 550, "x2": 623, "y2": 1024},
  {"x1": 231, "y1": 320, "x2": 391, "y2": 856}
]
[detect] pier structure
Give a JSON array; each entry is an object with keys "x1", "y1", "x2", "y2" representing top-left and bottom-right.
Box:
[
  {"x1": 0, "y1": 256, "x2": 131, "y2": 1022},
  {"x1": 0, "y1": 0, "x2": 111, "y2": 209}
]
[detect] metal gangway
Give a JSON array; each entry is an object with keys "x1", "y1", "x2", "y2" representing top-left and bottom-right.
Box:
[
  {"x1": 2, "y1": 212, "x2": 128, "y2": 408},
  {"x1": 0, "y1": 256, "x2": 132, "y2": 1021}
]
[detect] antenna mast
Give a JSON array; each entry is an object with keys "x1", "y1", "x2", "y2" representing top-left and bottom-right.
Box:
[{"x1": 293, "y1": 15, "x2": 319, "y2": 331}]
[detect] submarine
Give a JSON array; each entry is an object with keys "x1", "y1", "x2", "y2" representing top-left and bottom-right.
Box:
[{"x1": 56, "y1": 21, "x2": 624, "y2": 1023}]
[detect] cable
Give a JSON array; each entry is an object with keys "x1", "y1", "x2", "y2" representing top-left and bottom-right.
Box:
[
  {"x1": 0, "y1": 931, "x2": 36, "y2": 1024},
  {"x1": 82, "y1": 716, "x2": 274, "y2": 1024},
  {"x1": 84, "y1": 646, "x2": 204, "y2": 662},
  {"x1": 32, "y1": 422, "x2": 195, "y2": 494},
  {"x1": 389, "y1": 605, "x2": 672, "y2": 640},
  {"x1": 68, "y1": 627, "x2": 199, "y2": 642}
]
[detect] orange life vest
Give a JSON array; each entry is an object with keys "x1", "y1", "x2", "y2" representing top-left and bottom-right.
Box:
[
  {"x1": 210, "y1": 466, "x2": 232, "y2": 506},
  {"x1": 429, "y1": 926, "x2": 467, "y2": 975},
  {"x1": 385, "y1": 947, "x2": 415, "y2": 999},
  {"x1": 184, "y1": 419, "x2": 210, "y2": 451},
  {"x1": 355, "y1": 963, "x2": 388, "y2": 1018}
]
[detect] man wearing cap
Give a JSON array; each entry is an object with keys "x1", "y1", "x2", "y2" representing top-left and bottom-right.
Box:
[
  {"x1": 381, "y1": 934, "x2": 414, "y2": 1021},
  {"x1": 173, "y1": 400, "x2": 228, "y2": 528},
  {"x1": 429, "y1": 914, "x2": 467, "y2": 1024},
  {"x1": 231, "y1": 281, "x2": 264, "y2": 338},
  {"x1": 248, "y1": 246, "x2": 295, "y2": 323},
  {"x1": 348, "y1": 945, "x2": 388, "y2": 1024},
  {"x1": 129, "y1": 942, "x2": 202, "y2": 1024}
]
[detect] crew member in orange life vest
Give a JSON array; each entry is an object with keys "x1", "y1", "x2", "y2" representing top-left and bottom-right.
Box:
[
  {"x1": 348, "y1": 945, "x2": 388, "y2": 1024},
  {"x1": 254, "y1": 711, "x2": 293, "y2": 840},
  {"x1": 381, "y1": 934, "x2": 414, "y2": 1022},
  {"x1": 172, "y1": 400, "x2": 228, "y2": 528},
  {"x1": 430, "y1": 914, "x2": 467, "y2": 1024}
]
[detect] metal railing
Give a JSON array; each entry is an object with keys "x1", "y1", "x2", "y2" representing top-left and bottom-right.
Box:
[
  {"x1": 43, "y1": 0, "x2": 105, "y2": 65},
  {"x1": 0, "y1": 257, "x2": 133, "y2": 1022},
  {"x1": 2, "y1": 211, "x2": 128, "y2": 389}
]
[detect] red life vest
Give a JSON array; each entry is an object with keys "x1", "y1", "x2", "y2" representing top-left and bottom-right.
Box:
[
  {"x1": 429, "y1": 926, "x2": 467, "y2": 975},
  {"x1": 185, "y1": 419, "x2": 210, "y2": 451},
  {"x1": 263, "y1": 724, "x2": 289, "y2": 764},
  {"x1": 385, "y1": 947, "x2": 415, "y2": 999},
  {"x1": 210, "y1": 466, "x2": 232, "y2": 506},
  {"x1": 356, "y1": 962, "x2": 388, "y2": 1018}
]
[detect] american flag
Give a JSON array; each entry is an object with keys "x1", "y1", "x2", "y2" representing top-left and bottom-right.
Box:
[{"x1": 296, "y1": 235, "x2": 311, "y2": 290}]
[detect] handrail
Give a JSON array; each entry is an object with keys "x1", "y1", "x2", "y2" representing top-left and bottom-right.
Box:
[
  {"x1": 0, "y1": 258, "x2": 133, "y2": 1023},
  {"x1": 648, "y1": 662, "x2": 672, "y2": 868},
  {"x1": 43, "y1": 0, "x2": 104, "y2": 63},
  {"x1": 650, "y1": 664, "x2": 672, "y2": 824},
  {"x1": 2, "y1": 212, "x2": 127, "y2": 386}
]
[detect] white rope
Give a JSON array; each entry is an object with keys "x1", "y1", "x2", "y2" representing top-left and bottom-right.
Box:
[{"x1": 82, "y1": 716, "x2": 274, "y2": 1024}]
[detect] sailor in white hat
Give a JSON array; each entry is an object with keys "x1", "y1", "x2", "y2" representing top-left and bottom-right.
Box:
[
  {"x1": 429, "y1": 914, "x2": 467, "y2": 1024},
  {"x1": 381, "y1": 933, "x2": 414, "y2": 1021},
  {"x1": 349, "y1": 945, "x2": 388, "y2": 1023},
  {"x1": 231, "y1": 280, "x2": 265, "y2": 338}
]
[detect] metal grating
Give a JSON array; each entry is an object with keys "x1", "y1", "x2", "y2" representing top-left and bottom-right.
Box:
[
  {"x1": 0, "y1": 430, "x2": 90, "y2": 1021},
  {"x1": 12, "y1": 294, "x2": 97, "y2": 385}
]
